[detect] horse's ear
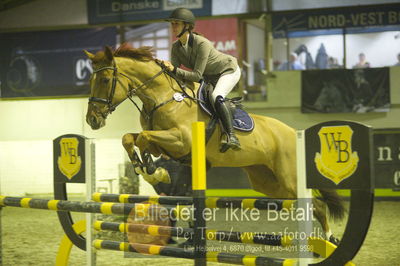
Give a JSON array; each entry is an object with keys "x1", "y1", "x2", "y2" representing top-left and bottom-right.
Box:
[
  {"x1": 104, "y1": 46, "x2": 114, "y2": 62},
  {"x1": 84, "y1": 50, "x2": 95, "y2": 60}
]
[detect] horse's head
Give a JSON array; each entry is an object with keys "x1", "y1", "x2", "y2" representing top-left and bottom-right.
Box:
[
  {"x1": 85, "y1": 44, "x2": 166, "y2": 130},
  {"x1": 84, "y1": 46, "x2": 132, "y2": 130}
]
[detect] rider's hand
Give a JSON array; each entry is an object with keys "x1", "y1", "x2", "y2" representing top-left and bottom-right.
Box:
[
  {"x1": 156, "y1": 59, "x2": 174, "y2": 72},
  {"x1": 163, "y1": 60, "x2": 174, "y2": 71}
]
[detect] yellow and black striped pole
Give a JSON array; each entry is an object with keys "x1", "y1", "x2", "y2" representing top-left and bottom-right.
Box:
[
  {"x1": 0, "y1": 196, "x2": 180, "y2": 217},
  {"x1": 0, "y1": 196, "x2": 132, "y2": 215},
  {"x1": 192, "y1": 122, "x2": 206, "y2": 266},
  {"x1": 92, "y1": 192, "x2": 296, "y2": 211}
]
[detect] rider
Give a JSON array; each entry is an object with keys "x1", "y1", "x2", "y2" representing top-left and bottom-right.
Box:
[{"x1": 160, "y1": 7, "x2": 241, "y2": 152}]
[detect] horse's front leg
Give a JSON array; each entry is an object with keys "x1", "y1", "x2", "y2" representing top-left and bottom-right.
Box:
[
  {"x1": 135, "y1": 128, "x2": 188, "y2": 185},
  {"x1": 122, "y1": 128, "x2": 187, "y2": 186},
  {"x1": 135, "y1": 128, "x2": 188, "y2": 158},
  {"x1": 122, "y1": 133, "x2": 169, "y2": 185}
]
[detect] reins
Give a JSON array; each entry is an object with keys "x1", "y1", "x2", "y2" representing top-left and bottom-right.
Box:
[
  {"x1": 158, "y1": 61, "x2": 203, "y2": 105},
  {"x1": 126, "y1": 68, "x2": 165, "y2": 122}
]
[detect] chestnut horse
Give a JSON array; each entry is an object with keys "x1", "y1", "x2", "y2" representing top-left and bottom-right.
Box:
[{"x1": 84, "y1": 45, "x2": 344, "y2": 243}]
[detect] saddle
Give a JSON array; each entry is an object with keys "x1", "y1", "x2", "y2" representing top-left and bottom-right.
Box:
[{"x1": 196, "y1": 81, "x2": 254, "y2": 142}]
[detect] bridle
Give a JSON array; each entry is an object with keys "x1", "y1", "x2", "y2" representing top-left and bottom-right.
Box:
[{"x1": 88, "y1": 60, "x2": 165, "y2": 120}]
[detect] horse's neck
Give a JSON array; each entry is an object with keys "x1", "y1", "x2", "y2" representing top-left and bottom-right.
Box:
[{"x1": 117, "y1": 58, "x2": 174, "y2": 106}]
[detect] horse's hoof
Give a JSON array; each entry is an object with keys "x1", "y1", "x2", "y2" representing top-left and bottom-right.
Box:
[
  {"x1": 154, "y1": 167, "x2": 171, "y2": 184},
  {"x1": 142, "y1": 152, "x2": 156, "y2": 174},
  {"x1": 135, "y1": 166, "x2": 158, "y2": 185},
  {"x1": 328, "y1": 235, "x2": 340, "y2": 246}
]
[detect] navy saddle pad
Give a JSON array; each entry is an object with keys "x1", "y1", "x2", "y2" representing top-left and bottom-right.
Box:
[{"x1": 197, "y1": 82, "x2": 254, "y2": 132}]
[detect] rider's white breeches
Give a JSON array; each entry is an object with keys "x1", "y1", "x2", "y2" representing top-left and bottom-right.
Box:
[{"x1": 211, "y1": 66, "x2": 241, "y2": 101}]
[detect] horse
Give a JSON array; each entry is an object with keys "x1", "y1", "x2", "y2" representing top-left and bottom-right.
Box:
[
  {"x1": 84, "y1": 45, "x2": 345, "y2": 244},
  {"x1": 313, "y1": 82, "x2": 353, "y2": 113}
]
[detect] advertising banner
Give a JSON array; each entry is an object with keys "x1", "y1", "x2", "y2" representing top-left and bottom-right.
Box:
[
  {"x1": 373, "y1": 129, "x2": 400, "y2": 189},
  {"x1": 194, "y1": 17, "x2": 238, "y2": 57},
  {"x1": 272, "y1": 3, "x2": 400, "y2": 38},
  {"x1": 0, "y1": 28, "x2": 116, "y2": 98},
  {"x1": 87, "y1": 0, "x2": 212, "y2": 25},
  {"x1": 301, "y1": 68, "x2": 390, "y2": 113}
]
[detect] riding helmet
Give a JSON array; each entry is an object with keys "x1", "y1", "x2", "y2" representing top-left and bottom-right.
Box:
[{"x1": 166, "y1": 8, "x2": 195, "y2": 25}]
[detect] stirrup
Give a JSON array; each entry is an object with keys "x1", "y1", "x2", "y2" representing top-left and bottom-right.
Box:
[{"x1": 220, "y1": 133, "x2": 241, "y2": 153}]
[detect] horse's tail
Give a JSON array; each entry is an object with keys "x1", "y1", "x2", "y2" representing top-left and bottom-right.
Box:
[{"x1": 317, "y1": 189, "x2": 346, "y2": 221}]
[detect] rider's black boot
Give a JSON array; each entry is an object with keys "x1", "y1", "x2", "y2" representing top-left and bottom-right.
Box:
[{"x1": 214, "y1": 96, "x2": 241, "y2": 152}]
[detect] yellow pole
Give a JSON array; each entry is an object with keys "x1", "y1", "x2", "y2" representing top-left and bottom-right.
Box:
[
  {"x1": 191, "y1": 122, "x2": 206, "y2": 191},
  {"x1": 191, "y1": 122, "x2": 206, "y2": 266}
]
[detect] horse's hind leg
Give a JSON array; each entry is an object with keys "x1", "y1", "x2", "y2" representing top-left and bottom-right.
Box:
[
  {"x1": 312, "y1": 197, "x2": 330, "y2": 239},
  {"x1": 313, "y1": 190, "x2": 345, "y2": 245},
  {"x1": 313, "y1": 197, "x2": 344, "y2": 245}
]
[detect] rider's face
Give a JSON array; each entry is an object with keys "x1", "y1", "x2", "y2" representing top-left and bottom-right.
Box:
[{"x1": 170, "y1": 20, "x2": 185, "y2": 36}]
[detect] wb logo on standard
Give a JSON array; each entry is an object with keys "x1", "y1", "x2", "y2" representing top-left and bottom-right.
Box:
[
  {"x1": 314, "y1": 126, "x2": 359, "y2": 185},
  {"x1": 57, "y1": 137, "x2": 82, "y2": 180}
]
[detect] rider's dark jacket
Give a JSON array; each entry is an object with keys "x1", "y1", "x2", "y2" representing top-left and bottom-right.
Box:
[{"x1": 171, "y1": 33, "x2": 238, "y2": 86}]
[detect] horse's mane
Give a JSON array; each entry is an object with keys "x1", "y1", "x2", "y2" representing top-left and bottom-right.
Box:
[{"x1": 114, "y1": 43, "x2": 154, "y2": 62}]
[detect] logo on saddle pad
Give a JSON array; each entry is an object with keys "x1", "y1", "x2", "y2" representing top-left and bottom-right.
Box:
[
  {"x1": 314, "y1": 126, "x2": 359, "y2": 185},
  {"x1": 57, "y1": 137, "x2": 82, "y2": 179}
]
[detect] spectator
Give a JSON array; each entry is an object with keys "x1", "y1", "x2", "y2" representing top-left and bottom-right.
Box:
[
  {"x1": 315, "y1": 43, "x2": 328, "y2": 69},
  {"x1": 273, "y1": 60, "x2": 282, "y2": 70},
  {"x1": 395, "y1": 53, "x2": 400, "y2": 66},
  {"x1": 328, "y1": 56, "x2": 342, "y2": 69},
  {"x1": 351, "y1": 69, "x2": 373, "y2": 112},
  {"x1": 278, "y1": 52, "x2": 305, "y2": 70},
  {"x1": 328, "y1": 57, "x2": 341, "y2": 69},
  {"x1": 353, "y1": 53, "x2": 370, "y2": 68}
]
